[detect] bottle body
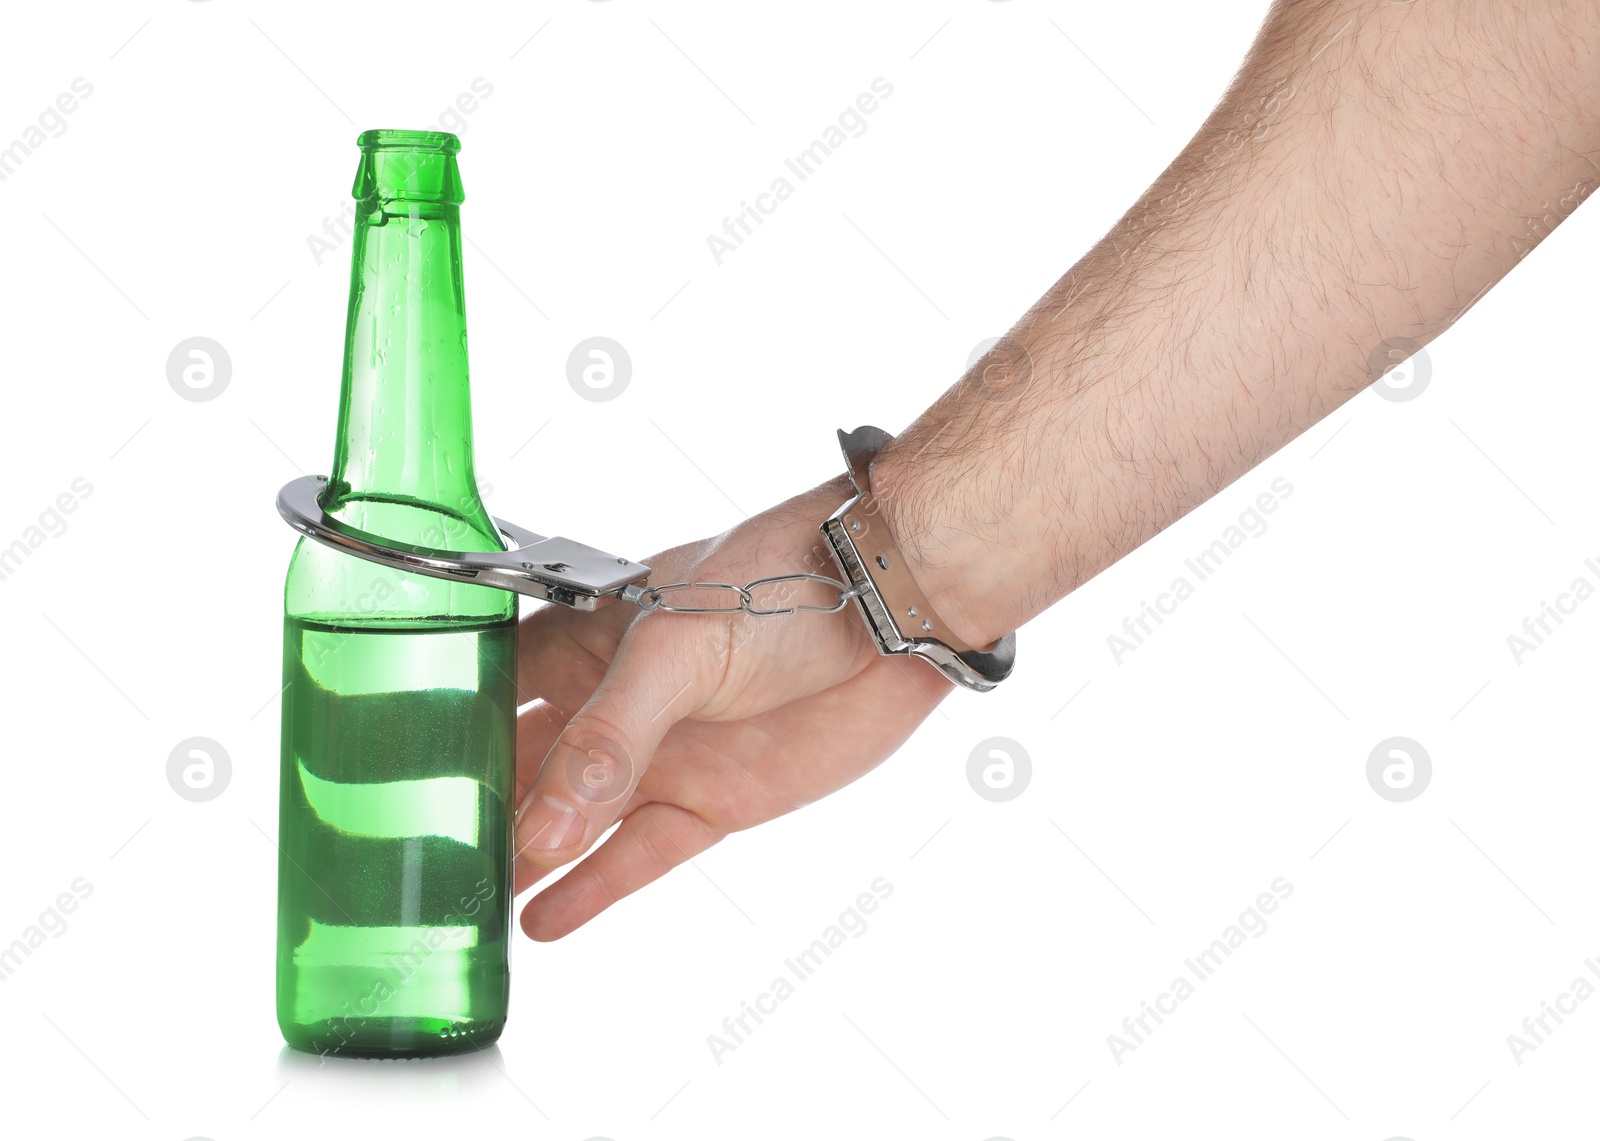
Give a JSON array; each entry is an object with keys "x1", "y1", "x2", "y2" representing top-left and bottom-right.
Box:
[
  {"x1": 276, "y1": 609, "x2": 515, "y2": 1055},
  {"x1": 277, "y1": 130, "x2": 517, "y2": 1057}
]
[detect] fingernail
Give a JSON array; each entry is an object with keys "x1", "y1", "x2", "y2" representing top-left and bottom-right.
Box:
[{"x1": 515, "y1": 794, "x2": 585, "y2": 856}]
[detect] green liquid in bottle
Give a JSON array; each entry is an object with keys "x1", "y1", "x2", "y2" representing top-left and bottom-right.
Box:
[{"x1": 276, "y1": 616, "x2": 516, "y2": 1057}]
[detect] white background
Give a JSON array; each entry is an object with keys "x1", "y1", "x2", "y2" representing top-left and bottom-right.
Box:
[{"x1": 1, "y1": 1, "x2": 1596, "y2": 1138}]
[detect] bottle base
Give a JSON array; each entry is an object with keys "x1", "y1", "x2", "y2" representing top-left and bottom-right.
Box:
[{"x1": 280, "y1": 1016, "x2": 505, "y2": 1059}]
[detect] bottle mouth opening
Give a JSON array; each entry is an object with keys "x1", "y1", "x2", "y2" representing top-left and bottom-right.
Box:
[
  {"x1": 353, "y1": 130, "x2": 465, "y2": 204},
  {"x1": 357, "y1": 129, "x2": 461, "y2": 155}
]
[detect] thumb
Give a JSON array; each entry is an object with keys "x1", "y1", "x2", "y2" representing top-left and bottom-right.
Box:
[{"x1": 514, "y1": 613, "x2": 717, "y2": 870}]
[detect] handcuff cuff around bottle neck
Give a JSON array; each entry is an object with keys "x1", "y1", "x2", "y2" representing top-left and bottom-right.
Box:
[{"x1": 276, "y1": 425, "x2": 1017, "y2": 692}]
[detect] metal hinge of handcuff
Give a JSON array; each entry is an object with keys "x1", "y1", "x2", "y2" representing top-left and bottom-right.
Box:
[{"x1": 275, "y1": 425, "x2": 1016, "y2": 692}]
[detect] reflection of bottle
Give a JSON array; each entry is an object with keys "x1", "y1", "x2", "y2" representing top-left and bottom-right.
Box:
[{"x1": 277, "y1": 130, "x2": 517, "y2": 1057}]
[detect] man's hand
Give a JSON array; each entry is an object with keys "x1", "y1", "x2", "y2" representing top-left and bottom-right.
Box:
[
  {"x1": 515, "y1": 0, "x2": 1600, "y2": 941},
  {"x1": 512, "y1": 476, "x2": 951, "y2": 940}
]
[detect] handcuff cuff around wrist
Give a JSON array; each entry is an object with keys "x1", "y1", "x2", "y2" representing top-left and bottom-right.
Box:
[{"x1": 276, "y1": 425, "x2": 1017, "y2": 692}]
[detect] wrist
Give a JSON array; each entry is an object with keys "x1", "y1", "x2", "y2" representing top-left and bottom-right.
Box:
[{"x1": 868, "y1": 434, "x2": 1040, "y2": 651}]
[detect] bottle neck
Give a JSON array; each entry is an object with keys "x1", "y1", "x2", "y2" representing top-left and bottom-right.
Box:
[{"x1": 326, "y1": 147, "x2": 495, "y2": 549}]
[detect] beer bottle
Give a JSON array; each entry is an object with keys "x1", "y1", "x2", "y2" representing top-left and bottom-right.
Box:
[{"x1": 278, "y1": 129, "x2": 517, "y2": 1057}]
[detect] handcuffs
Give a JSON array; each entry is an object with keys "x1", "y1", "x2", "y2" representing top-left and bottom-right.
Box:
[{"x1": 276, "y1": 425, "x2": 1016, "y2": 692}]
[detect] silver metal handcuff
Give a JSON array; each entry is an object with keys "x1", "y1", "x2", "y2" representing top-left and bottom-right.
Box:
[{"x1": 276, "y1": 425, "x2": 1016, "y2": 692}]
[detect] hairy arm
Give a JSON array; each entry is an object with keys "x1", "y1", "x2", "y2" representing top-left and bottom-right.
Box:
[
  {"x1": 513, "y1": 0, "x2": 1600, "y2": 940},
  {"x1": 874, "y1": 0, "x2": 1600, "y2": 645}
]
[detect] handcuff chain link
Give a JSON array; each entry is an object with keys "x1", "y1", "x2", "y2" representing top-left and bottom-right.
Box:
[{"x1": 621, "y1": 573, "x2": 864, "y2": 617}]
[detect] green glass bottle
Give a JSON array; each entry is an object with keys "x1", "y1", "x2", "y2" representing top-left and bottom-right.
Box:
[{"x1": 277, "y1": 129, "x2": 518, "y2": 1057}]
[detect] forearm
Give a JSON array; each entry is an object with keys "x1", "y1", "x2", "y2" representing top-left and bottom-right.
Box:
[{"x1": 873, "y1": 0, "x2": 1600, "y2": 647}]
